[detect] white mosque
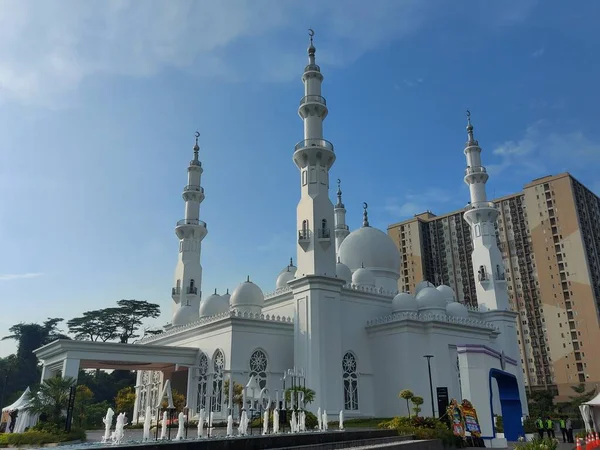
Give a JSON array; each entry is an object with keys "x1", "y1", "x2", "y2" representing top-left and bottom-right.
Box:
[{"x1": 34, "y1": 34, "x2": 528, "y2": 447}]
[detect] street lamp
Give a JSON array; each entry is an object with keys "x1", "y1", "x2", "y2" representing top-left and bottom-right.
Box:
[{"x1": 424, "y1": 355, "x2": 435, "y2": 418}]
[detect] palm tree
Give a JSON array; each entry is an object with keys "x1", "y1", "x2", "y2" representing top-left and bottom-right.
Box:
[
  {"x1": 25, "y1": 376, "x2": 76, "y2": 425},
  {"x1": 285, "y1": 386, "x2": 316, "y2": 406},
  {"x1": 399, "y1": 389, "x2": 414, "y2": 418}
]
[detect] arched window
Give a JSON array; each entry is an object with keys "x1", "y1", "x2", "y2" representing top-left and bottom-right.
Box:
[
  {"x1": 190, "y1": 279, "x2": 195, "y2": 289},
  {"x1": 212, "y1": 350, "x2": 225, "y2": 412},
  {"x1": 342, "y1": 352, "x2": 359, "y2": 411},
  {"x1": 321, "y1": 219, "x2": 327, "y2": 230},
  {"x1": 196, "y1": 353, "x2": 208, "y2": 412},
  {"x1": 249, "y1": 350, "x2": 268, "y2": 389}
]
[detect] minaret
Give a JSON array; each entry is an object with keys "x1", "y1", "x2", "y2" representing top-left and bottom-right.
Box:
[
  {"x1": 293, "y1": 29, "x2": 336, "y2": 277},
  {"x1": 334, "y1": 179, "x2": 350, "y2": 254},
  {"x1": 462, "y1": 112, "x2": 508, "y2": 311},
  {"x1": 171, "y1": 132, "x2": 208, "y2": 326}
]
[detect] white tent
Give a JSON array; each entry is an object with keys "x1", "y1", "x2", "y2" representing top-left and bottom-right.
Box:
[
  {"x1": 580, "y1": 392, "x2": 600, "y2": 433},
  {"x1": 1, "y1": 387, "x2": 38, "y2": 433}
]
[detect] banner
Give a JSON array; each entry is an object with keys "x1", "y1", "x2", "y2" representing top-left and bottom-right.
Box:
[
  {"x1": 460, "y1": 399, "x2": 482, "y2": 437},
  {"x1": 447, "y1": 399, "x2": 465, "y2": 437}
]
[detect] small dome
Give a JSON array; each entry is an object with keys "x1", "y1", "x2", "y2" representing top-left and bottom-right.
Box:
[
  {"x1": 230, "y1": 277, "x2": 264, "y2": 310},
  {"x1": 199, "y1": 290, "x2": 229, "y2": 318},
  {"x1": 172, "y1": 304, "x2": 199, "y2": 326},
  {"x1": 392, "y1": 292, "x2": 418, "y2": 312},
  {"x1": 446, "y1": 301, "x2": 469, "y2": 318},
  {"x1": 436, "y1": 285, "x2": 456, "y2": 303},
  {"x1": 352, "y1": 265, "x2": 376, "y2": 287},
  {"x1": 221, "y1": 289, "x2": 231, "y2": 303},
  {"x1": 336, "y1": 258, "x2": 352, "y2": 284},
  {"x1": 278, "y1": 259, "x2": 297, "y2": 276},
  {"x1": 416, "y1": 287, "x2": 446, "y2": 311},
  {"x1": 276, "y1": 267, "x2": 295, "y2": 289},
  {"x1": 338, "y1": 227, "x2": 400, "y2": 274},
  {"x1": 415, "y1": 280, "x2": 435, "y2": 296}
]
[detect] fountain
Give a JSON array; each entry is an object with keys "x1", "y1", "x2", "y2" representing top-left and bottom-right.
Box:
[
  {"x1": 238, "y1": 410, "x2": 248, "y2": 436},
  {"x1": 290, "y1": 410, "x2": 297, "y2": 433},
  {"x1": 317, "y1": 407, "x2": 322, "y2": 431},
  {"x1": 142, "y1": 406, "x2": 152, "y2": 441},
  {"x1": 273, "y1": 409, "x2": 279, "y2": 434},
  {"x1": 339, "y1": 410, "x2": 344, "y2": 430},
  {"x1": 160, "y1": 411, "x2": 168, "y2": 440},
  {"x1": 101, "y1": 408, "x2": 114, "y2": 443},
  {"x1": 300, "y1": 410, "x2": 306, "y2": 432},
  {"x1": 322, "y1": 409, "x2": 328, "y2": 431},
  {"x1": 197, "y1": 409, "x2": 205, "y2": 438},
  {"x1": 175, "y1": 412, "x2": 185, "y2": 440},
  {"x1": 111, "y1": 412, "x2": 126, "y2": 444},
  {"x1": 226, "y1": 414, "x2": 233, "y2": 437},
  {"x1": 262, "y1": 410, "x2": 268, "y2": 435}
]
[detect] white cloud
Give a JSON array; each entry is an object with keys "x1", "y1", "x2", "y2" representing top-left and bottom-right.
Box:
[
  {"x1": 0, "y1": 0, "x2": 436, "y2": 106},
  {"x1": 532, "y1": 47, "x2": 545, "y2": 58},
  {"x1": 0, "y1": 272, "x2": 43, "y2": 281},
  {"x1": 489, "y1": 122, "x2": 600, "y2": 177}
]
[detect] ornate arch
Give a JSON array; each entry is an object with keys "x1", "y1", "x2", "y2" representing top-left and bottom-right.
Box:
[
  {"x1": 249, "y1": 349, "x2": 269, "y2": 389},
  {"x1": 212, "y1": 349, "x2": 225, "y2": 412},
  {"x1": 342, "y1": 351, "x2": 359, "y2": 411},
  {"x1": 196, "y1": 352, "x2": 209, "y2": 412}
]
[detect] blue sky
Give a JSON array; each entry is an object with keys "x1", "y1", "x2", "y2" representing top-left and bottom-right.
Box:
[{"x1": 1, "y1": 0, "x2": 599, "y2": 357}]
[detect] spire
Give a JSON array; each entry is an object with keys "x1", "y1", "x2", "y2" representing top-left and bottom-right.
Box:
[
  {"x1": 362, "y1": 202, "x2": 370, "y2": 227},
  {"x1": 307, "y1": 28, "x2": 318, "y2": 69},
  {"x1": 214, "y1": 288, "x2": 217, "y2": 295},
  {"x1": 335, "y1": 179, "x2": 345, "y2": 208},
  {"x1": 466, "y1": 110, "x2": 478, "y2": 146},
  {"x1": 289, "y1": 257, "x2": 294, "y2": 267},
  {"x1": 192, "y1": 131, "x2": 201, "y2": 165}
]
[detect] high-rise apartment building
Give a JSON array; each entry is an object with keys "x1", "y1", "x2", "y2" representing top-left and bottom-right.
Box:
[{"x1": 388, "y1": 173, "x2": 600, "y2": 397}]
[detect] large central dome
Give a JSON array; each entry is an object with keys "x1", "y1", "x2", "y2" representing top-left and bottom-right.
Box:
[{"x1": 338, "y1": 226, "x2": 401, "y2": 274}]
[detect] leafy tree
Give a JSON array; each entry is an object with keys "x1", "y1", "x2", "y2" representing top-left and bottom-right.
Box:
[
  {"x1": 557, "y1": 384, "x2": 596, "y2": 417},
  {"x1": 24, "y1": 376, "x2": 76, "y2": 425},
  {"x1": 78, "y1": 369, "x2": 136, "y2": 406},
  {"x1": 528, "y1": 390, "x2": 555, "y2": 418},
  {"x1": 411, "y1": 396, "x2": 424, "y2": 417},
  {"x1": 115, "y1": 386, "x2": 137, "y2": 419},
  {"x1": 67, "y1": 310, "x2": 119, "y2": 342},
  {"x1": 160, "y1": 389, "x2": 185, "y2": 412},
  {"x1": 73, "y1": 385, "x2": 94, "y2": 428},
  {"x1": 110, "y1": 300, "x2": 160, "y2": 343},
  {"x1": 3, "y1": 318, "x2": 68, "y2": 361},
  {"x1": 285, "y1": 386, "x2": 316, "y2": 406},
  {"x1": 399, "y1": 389, "x2": 415, "y2": 418},
  {"x1": 224, "y1": 380, "x2": 244, "y2": 412}
]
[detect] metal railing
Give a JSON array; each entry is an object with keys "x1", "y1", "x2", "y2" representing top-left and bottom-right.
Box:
[
  {"x1": 299, "y1": 95, "x2": 326, "y2": 106},
  {"x1": 184, "y1": 185, "x2": 204, "y2": 193},
  {"x1": 172, "y1": 287, "x2": 181, "y2": 295},
  {"x1": 298, "y1": 230, "x2": 310, "y2": 240},
  {"x1": 176, "y1": 219, "x2": 207, "y2": 228},
  {"x1": 318, "y1": 228, "x2": 331, "y2": 239},
  {"x1": 304, "y1": 64, "x2": 321, "y2": 72},
  {"x1": 294, "y1": 138, "x2": 334, "y2": 152},
  {"x1": 187, "y1": 286, "x2": 198, "y2": 294}
]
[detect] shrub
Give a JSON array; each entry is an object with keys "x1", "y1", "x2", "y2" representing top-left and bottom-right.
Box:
[
  {"x1": 495, "y1": 415, "x2": 504, "y2": 432},
  {"x1": 515, "y1": 437, "x2": 559, "y2": 450},
  {"x1": 0, "y1": 428, "x2": 86, "y2": 446},
  {"x1": 380, "y1": 416, "x2": 463, "y2": 447},
  {"x1": 523, "y1": 417, "x2": 538, "y2": 434}
]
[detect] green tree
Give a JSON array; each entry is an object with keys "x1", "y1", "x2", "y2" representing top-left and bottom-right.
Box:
[
  {"x1": 3, "y1": 318, "x2": 68, "y2": 362},
  {"x1": 411, "y1": 396, "x2": 424, "y2": 417},
  {"x1": 285, "y1": 386, "x2": 316, "y2": 406},
  {"x1": 399, "y1": 389, "x2": 415, "y2": 418},
  {"x1": 528, "y1": 390, "x2": 555, "y2": 418},
  {"x1": 160, "y1": 389, "x2": 185, "y2": 412},
  {"x1": 115, "y1": 386, "x2": 137, "y2": 418},
  {"x1": 224, "y1": 380, "x2": 244, "y2": 412},
  {"x1": 109, "y1": 300, "x2": 161, "y2": 343},
  {"x1": 67, "y1": 310, "x2": 119, "y2": 342},
  {"x1": 73, "y1": 385, "x2": 95, "y2": 428},
  {"x1": 24, "y1": 376, "x2": 76, "y2": 425}
]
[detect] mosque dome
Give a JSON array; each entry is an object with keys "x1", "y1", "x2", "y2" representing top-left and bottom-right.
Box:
[
  {"x1": 338, "y1": 227, "x2": 400, "y2": 274},
  {"x1": 172, "y1": 304, "x2": 199, "y2": 326},
  {"x1": 199, "y1": 290, "x2": 229, "y2": 318},
  {"x1": 230, "y1": 277, "x2": 264, "y2": 313},
  {"x1": 336, "y1": 258, "x2": 352, "y2": 284},
  {"x1": 276, "y1": 267, "x2": 295, "y2": 289},
  {"x1": 392, "y1": 292, "x2": 418, "y2": 313},
  {"x1": 221, "y1": 289, "x2": 231, "y2": 304},
  {"x1": 415, "y1": 280, "x2": 435, "y2": 296},
  {"x1": 278, "y1": 258, "x2": 297, "y2": 276},
  {"x1": 415, "y1": 287, "x2": 446, "y2": 312},
  {"x1": 436, "y1": 285, "x2": 456, "y2": 303},
  {"x1": 352, "y1": 265, "x2": 376, "y2": 287},
  {"x1": 446, "y1": 301, "x2": 469, "y2": 318}
]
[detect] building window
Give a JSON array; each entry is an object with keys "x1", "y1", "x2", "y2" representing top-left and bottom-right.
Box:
[
  {"x1": 197, "y1": 353, "x2": 208, "y2": 412},
  {"x1": 212, "y1": 350, "x2": 225, "y2": 412},
  {"x1": 342, "y1": 352, "x2": 359, "y2": 410},
  {"x1": 249, "y1": 349, "x2": 268, "y2": 389}
]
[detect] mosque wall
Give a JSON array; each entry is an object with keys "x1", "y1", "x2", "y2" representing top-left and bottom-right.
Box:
[{"x1": 262, "y1": 297, "x2": 296, "y2": 319}]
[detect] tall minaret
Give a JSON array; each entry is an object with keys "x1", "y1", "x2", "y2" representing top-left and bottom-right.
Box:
[
  {"x1": 293, "y1": 29, "x2": 336, "y2": 277},
  {"x1": 171, "y1": 132, "x2": 208, "y2": 326},
  {"x1": 334, "y1": 179, "x2": 350, "y2": 254},
  {"x1": 462, "y1": 112, "x2": 509, "y2": 311}
]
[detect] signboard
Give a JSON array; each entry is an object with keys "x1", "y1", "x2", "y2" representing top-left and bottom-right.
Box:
[
  {"x1": 437, "y1": 387, "x2": 449, "y2": 423},
  {"x1": 447, "y1": 398, "x2": 465, "y2": 437},
  {"x1": 461, "y1": 399, "x2": 482, "y2": 437}
]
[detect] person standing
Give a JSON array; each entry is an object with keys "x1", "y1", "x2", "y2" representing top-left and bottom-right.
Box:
[
  {"x1": 8, "y1": 409, "x2": 18, "y2": 433},
  {"x1": 536, "y1": 417, "x2": 545, "y2": 439},
  {"x1": 566, "y1": 417, "x2": 574, "y2": 444},
  {"x1": 559, "y1": 416, "x2": 567, "y2": 443},
  {"x1": 546, "y1": 416, "x2": 555, "y2": 439}
]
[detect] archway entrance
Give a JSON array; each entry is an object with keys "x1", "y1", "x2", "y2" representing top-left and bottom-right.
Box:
[{"x1": 489, "y1": 369, "x2": 523, "y2": 441}]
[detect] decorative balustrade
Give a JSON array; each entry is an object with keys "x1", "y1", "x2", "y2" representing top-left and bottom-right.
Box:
[
  {"x1": 183, "y1": 185, "x2": 204, "y2": 193},
  {"x1": 176, "y1": 219, "x2": 207, "y2": 228},
  {"x1": 464, "y1": 166, "x2": 487, "y2": 176},
  {"x1": 366, "y1": 310, "x2": 499, "y2": 331},
  {"x1": 186, "y1": 286, "x2": 198, "y2": 294},
  {"x1": 294, "y1": 138, "x2": 334, "y2": 152},
  {"x1": 299, "y1": 95, "x2": 326, "y2": 106}
]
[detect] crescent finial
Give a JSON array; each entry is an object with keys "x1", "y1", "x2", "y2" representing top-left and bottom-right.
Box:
[
  {"x1": 363, "y1": 202, "x2": 368, "y2": 210},
  {"x1": 466, "y1": 110, "x2": 471, "y2": 119},
  {"x1": 337, "y1": 178, "x2": 341, "y2": 186},
  {"x1": 308, "y1": 28, "x2": 314, "y2": 37},
  {"x1": 195, "y1": 131, "x2": 200, "y2": 138}
]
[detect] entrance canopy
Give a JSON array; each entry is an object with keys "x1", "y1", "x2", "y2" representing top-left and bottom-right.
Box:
[
  {"x1": 33, "y1": 339, "x2": 199, "y2": 379},
  {"x1": 581, "y1": 392, "x2": 600, "y2": 432}
]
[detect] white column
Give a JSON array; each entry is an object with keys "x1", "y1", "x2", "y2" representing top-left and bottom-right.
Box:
[{"x1": 61, "y1": 358, "x2": 80, "y2": 381}]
